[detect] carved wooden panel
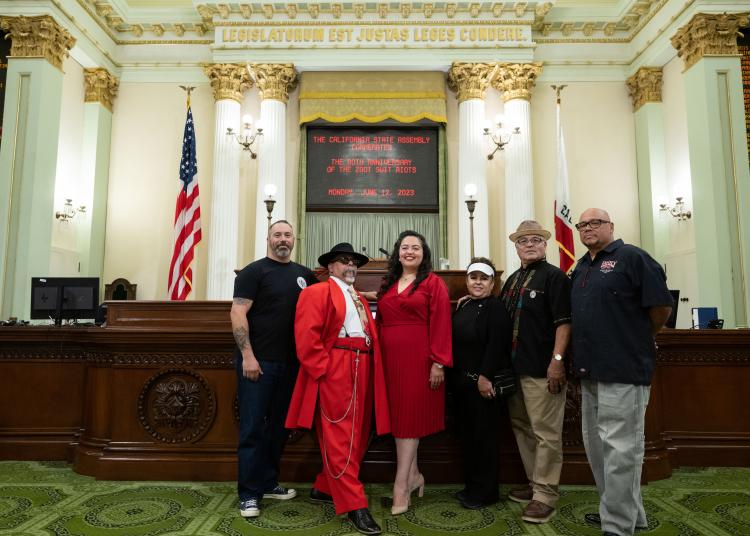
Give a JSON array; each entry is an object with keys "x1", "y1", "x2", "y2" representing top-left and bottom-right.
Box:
[{"x1": 137, "y1": 369, "x2": 216, "y2": 443}]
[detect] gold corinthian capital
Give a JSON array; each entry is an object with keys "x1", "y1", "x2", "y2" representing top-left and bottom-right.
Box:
[
  {"x1": 84, "y1": 68, "x2": 119, "y2": 112},
  {"x1": 447, "y1": 62, "x2": 498, "y2": 103},
  {"x1": 249, "y1": 64, "x2": 298, "y2": 103},
  {"x1": 203, "y1": 63, "x2": 253, "y2": 103},
  {"x1": 0, "y1": 15, "x2": 76, "y2": 71},
  {"x1": 671, "y1": 12, "x2": 750, "y2": 71},
  {"x1": 626, "y1": 67, "x2": 662, "y2": 112},
  {"x1": 492, "y1": 62, "x2": 543, "y2": 102}
]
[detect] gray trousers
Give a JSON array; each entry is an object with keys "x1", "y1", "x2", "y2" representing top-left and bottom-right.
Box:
[{"x1": 581, "y1": 380, "x2": 650, "y2": 536}]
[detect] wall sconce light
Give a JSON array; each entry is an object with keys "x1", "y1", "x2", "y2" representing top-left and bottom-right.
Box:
[
  {"x1": 659, "y1": 197, "x2": 692, "y2": 221},
  {"x1": 264, "y1": 183, "x2": 277, "y2": 227},
  {"x1": 55, "y1": 199, "x2": 86, "y2": 222},
  {"x1": 464, "y1": 183, "x2": 478, "y2": 259},
  {"x1": 483, "y1": 115, "x2": 520, "y2": 160},
  {"x1": 227, "y1": 114, "x2": 263, "y2": 158}
]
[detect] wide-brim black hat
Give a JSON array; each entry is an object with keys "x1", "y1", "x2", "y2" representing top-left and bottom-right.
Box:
[{"x1": 318, "y1": 242, "x2": 369, "y2": 268}]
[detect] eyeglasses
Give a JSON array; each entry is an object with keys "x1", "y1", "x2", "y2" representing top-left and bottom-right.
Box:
[
  {"x1": 575, "y1": 219, "x2": 610, "y2": 231},
  {"x1": 334, "y1": 256, "x2": 356, "y2": 265},
  {"x1": 516, "y1": 236, "x2": 545, "y2": 246}
]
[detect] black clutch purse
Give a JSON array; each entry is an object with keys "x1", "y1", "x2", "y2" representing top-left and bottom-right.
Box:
[{"x1": 492, "y1": 369, "x2": 517, "y2": 397}]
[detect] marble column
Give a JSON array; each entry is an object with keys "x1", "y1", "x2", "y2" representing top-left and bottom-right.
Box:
[
  {"x1": 626, "y1": 67, "x2": 668, "y2": 261},
  {"x1": 249, "y1": 63, "x2": 297, "y2": 260},
  {"x1": 0, "y1": 15, "x2": 75, "y2": 319},
  {"x1": 672, "y1": 12, "x2": 750, "y2": 328},
  {"x1": 78, "y1": 68, "x2": 118, "y2": 279},
  {"x1": 492, "y1": 63, "x2": 542, "y2": 273},
  {"x1": 203, "y1": 63, "x2": 252, "y2": 299},
  {"x1": 448, "y1": 62, "x2": 496, "y2": 268}
]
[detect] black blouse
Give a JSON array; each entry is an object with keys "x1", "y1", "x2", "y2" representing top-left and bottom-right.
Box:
[{"x1": 451, "y1": 296, "x2": 512, "y2": 379}]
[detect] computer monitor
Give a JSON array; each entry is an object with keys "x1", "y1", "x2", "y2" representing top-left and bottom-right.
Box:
[{"x1": 30, "y1": 277, "x2": 100, "y2": 325}]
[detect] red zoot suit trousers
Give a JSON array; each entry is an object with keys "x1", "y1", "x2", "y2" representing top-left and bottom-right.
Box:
[{"x1": 286, "y1": 278, "x2": 391, "y2": 515}]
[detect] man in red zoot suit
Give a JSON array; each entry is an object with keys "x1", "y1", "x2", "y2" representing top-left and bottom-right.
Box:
[{"x1": 286, "y1": 243, "x2": 390, "y2": 536}]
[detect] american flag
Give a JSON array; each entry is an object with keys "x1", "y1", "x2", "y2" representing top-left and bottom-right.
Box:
[
  {"x1": 553, "y1": 88, "x2": 575, "y2": 274},
  {"x1": 167, "y1": 105, "x2": 202, "y2": 300}
]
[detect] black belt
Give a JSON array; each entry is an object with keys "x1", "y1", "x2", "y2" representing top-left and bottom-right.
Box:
[{"x1": 333, "y1": 345, "x2": 373, "y2": 353}]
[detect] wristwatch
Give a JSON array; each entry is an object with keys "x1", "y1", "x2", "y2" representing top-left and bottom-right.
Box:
[
  {"x1": 434, "y1": 362, "x2": 444, "y2": 369},
  {"x1": 553, "y1": 354, "x2": 563, "y2": 362}
]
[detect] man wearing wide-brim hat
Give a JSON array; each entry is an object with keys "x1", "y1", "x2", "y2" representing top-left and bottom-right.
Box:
[
  {"x1": 286, "y1": 243, "x2": 391, "y2": 535},
  {"x1": 500, "y1": 220, "x2": 572, "y2": 524}
]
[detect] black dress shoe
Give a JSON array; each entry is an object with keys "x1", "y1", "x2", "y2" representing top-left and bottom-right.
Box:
[
  {"x1": 585, "y1": 513, "x2": 601, "y2": 526},
  {"x1": 586, "y1": 512, "x2": 649, "y2": 530},
  {"x1": 455, "y1": 489, "x2": 468, "y2": 502},
  {"x1": 459, "y1": 496, "x2": 497, "y2": 510},
  {"x1": 309, "y1": 488, "x2": 333, "y2": 504},
  {"x1": 347, "y1": 508, "x2": 381, "y2": 535}
]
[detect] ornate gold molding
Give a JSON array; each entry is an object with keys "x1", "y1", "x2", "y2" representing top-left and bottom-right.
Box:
[
  {"x1": 447, "y1": 62, "x2": 497, "y2": 102},
  {"x1": 626, "y1": 67, "x2": 662, "y2": 111},
  {"x1": 491, "y1": 62, "x2": 542, "y2": 102},
  {"x1": 84, "y1": 68, "x2": 119, "y2": 111},
  {"x1": 0, "y1": 15, "x2": 76, "y2": 71},
  {"x1": 249, "y1": 63, "x2": 298, "y2": 103},
  {"x1": 202, "y1": 63, "x2": 252, "y2": 102},
  {"x1": 671, "y1": 12, "x2": 750, "y2": 71}
]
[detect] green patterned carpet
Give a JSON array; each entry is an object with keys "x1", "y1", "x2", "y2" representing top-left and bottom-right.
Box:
[{"x1": 0, "y1": 462, "x2": 748, "y2": 535}]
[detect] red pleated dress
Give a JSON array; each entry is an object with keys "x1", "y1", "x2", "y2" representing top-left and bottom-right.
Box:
[{"x1": 376, "y1": 272, "x2": 453, "y2": 438}]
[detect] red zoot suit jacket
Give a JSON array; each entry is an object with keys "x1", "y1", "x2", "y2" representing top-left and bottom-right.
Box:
[{"x1": 285, "y1": 278, "x2": 391, "y2": 436}]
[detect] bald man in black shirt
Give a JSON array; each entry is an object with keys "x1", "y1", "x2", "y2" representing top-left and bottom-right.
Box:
[{"x1": 571, "y1": 208, "x2": 672, "y2": 536}]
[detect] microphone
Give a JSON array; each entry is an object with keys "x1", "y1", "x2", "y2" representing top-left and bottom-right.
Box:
[
  {"x1": 378, "y1": 247, "x2": 390, "y2": 258},
  {"x1": 361, "y1": 246, "x2": 373, "y2": 259}
]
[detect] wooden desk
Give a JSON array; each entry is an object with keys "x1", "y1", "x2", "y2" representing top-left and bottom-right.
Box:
[{"x1": 1, "y1": 299, "x2": 748, "y2": 482}]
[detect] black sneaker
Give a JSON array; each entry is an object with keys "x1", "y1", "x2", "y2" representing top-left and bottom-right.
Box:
[
  {"x1": 239, "y1": 498, "x2": 260, "y2": 518},
  {"x1": 263, "y1": 485, "x2": 296, "y2": 500}
]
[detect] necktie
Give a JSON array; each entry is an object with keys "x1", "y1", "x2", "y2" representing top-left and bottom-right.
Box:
[{"x1": 348, "y1": 287, "x2": 371, "y2": 338}]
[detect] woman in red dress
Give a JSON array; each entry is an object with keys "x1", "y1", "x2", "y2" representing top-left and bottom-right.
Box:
[{"x1": 376, "y1": 230, "x2": 452, "y2": 515}]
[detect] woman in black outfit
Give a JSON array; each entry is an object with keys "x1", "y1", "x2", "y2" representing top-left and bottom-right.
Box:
[{"x1": 451, "y1": 257, "x2": 512, "y2": 509}]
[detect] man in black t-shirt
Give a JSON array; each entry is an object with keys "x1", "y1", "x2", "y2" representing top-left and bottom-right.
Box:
[
  {"x1": 230, "y1": 220, "x2": 318, "y2": 519},
  {"x1": 500, "y1": 220, "x2": 571, "y2": 525}
]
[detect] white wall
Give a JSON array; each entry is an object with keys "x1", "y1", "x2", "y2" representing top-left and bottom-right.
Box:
[
  {"x1": 51, "y1": 55, "x2": 85, "y2": 276},
  {"x1": 104, "y1": 82, "x2": 214, "y2": 300},
  {"x1": 662, "y1": 55, "x2": 698, "y2": 328},
  {"x1": 531, "y1": 81, "x2": 640, "y2": 268}
]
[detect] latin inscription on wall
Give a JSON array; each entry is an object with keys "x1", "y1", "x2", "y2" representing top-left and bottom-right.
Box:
[{"x1": 217, "y1": 23, "x2": 532, "y2": 48}]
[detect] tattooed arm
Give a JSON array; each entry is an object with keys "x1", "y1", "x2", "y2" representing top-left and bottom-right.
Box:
[{"x1": 230, "y1": 297, "x2": 263, "y2": 381}]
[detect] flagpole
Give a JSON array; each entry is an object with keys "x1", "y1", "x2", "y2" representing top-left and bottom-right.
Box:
[
  {"x1": 168, "y1": 85, "x2": 202, "y2": 300},
  {"x1": 551, "y1": 85, "x2": 576, "y2": 274}
]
